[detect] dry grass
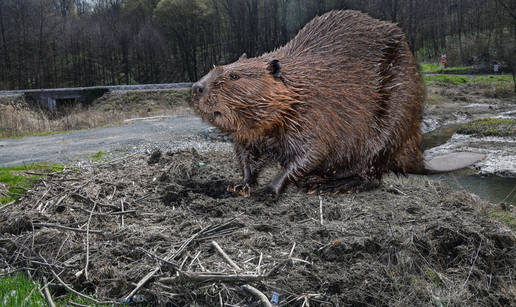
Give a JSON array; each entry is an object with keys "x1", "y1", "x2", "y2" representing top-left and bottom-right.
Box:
[
  {"x1": 424, "y1": 79, "x2": 516, "y2": 110},
  {"x1": 0, "y1": 89, "x2": 195, "y2": 139}
]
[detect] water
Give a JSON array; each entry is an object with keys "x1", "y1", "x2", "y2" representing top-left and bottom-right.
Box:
[
  {"x1": 422, "y1": 124, "x2": 516, "y2": 206},
  {"x1": 421, "y1": 124, "x2": 462, "y2": 151},
  {"x1": 427, "y1": 169, "x2": 516, "y2": 206}
]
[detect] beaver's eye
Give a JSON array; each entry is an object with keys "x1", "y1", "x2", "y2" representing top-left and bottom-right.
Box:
[{"x1": 229, "y1": 73, "x2": 240, "y2": 81}]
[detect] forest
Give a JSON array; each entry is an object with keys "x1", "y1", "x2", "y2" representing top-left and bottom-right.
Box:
[{"x1": 0, "y1": 0, "x2": 515, "y2": 90}]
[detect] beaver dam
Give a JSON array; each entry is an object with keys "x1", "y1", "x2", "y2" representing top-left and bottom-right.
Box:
[{"x1": 1, "y1": 149, "x2": 515, "y2": 306}]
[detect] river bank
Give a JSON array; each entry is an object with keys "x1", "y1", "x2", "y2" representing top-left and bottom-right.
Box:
[{"x1": 421, "y1": 81, "x2": 516, "y2": 179}]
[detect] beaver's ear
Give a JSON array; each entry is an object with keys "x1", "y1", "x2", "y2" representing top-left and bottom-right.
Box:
[
  {"x1": 268, "y1": 59, "x2": 282, "y2": 78},
  {"x1": 239, "y1": 53, "x2": 247, "y2": 60}
]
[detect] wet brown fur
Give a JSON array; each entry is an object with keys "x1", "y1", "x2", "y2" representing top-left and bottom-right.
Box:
[{"x1": 193, "y1": 10, "x2": 425, "y2": 200}]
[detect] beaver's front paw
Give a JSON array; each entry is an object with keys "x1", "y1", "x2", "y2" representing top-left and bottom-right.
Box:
[
  {"x1": 227, "y1": 182, "x2": 256, "y2": 197},
  {"x1": 251, "y1": 186, "x2": 279, "y2": 202}
]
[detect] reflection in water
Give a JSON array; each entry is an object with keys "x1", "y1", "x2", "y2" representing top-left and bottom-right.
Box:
[
  {"x1": 427, "y1": 169, "x2": 516, "y2": 206},
  {"x1": 422, "y1": 124, "x2": 516, "y2": 206},
  {"x1": 421, "y1": 124, "x2": 462, "y2": 152}
]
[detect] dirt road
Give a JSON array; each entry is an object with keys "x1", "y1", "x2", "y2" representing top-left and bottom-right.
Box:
[{"x1": 0, "y1": 115, "x2": 215, "y2": 167}]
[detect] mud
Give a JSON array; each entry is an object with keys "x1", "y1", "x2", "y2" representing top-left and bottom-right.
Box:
[{"x1": 1, "y1": 150, "x2": 515, "y2": 306}]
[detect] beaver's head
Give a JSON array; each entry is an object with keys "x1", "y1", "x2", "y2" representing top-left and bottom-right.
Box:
[{"x1": 193, "y1": 54, "x2": 302, "y2": 141}]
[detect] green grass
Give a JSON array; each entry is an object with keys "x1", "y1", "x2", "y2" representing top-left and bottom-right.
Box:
[
  {"x1": 488, "y1": 211, "x2": 516, "y2": 230},
  {"x1": 55, "y1": 293, "x2": 115, "y2": 306},
  {"x1": 420, "y1": 63, "x2": 474, "y2": 74},
  {"x1": 0, "y1": 164, "x2": 62, "y2": 205},
  {"x1": 424, "y1": 75, "x2": 470, "y2": 85},
  {"x1": 91, "y1": 151, "x2": 104, "y2": 161},
  {"x1": 3, "y1": 130, "x2": 71, "y2": 140},
  {"x1": 0, "y1": 273, "x2": 116, "y2": 307},
  {"x1": 471, "y1": 75, "x2": 514, "y2": 83},
  {"x1": 0, "y1": 273, "x2": 47, "y2": 307},
  {"x1": 457, "y1": 117, "x2": 516, "y2": 137}
]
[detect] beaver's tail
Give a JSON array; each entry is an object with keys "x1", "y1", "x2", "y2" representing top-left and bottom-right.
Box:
[{"x1": 409, "y1": 152, "x2": 486, "y2": 175}]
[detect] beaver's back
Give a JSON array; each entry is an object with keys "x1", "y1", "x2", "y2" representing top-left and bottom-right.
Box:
[{"x1": 255, "y1": 10, "x2": 424, "y2": 176}]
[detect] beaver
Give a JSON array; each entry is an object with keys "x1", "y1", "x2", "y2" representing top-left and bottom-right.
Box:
[{"x1": 192, "y1": 10, "x2": 484, "y2": 201}]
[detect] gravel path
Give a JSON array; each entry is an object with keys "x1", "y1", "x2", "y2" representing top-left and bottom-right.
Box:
[{"x1": 0, "y1": 115, "x2": 232, "y2": 167}]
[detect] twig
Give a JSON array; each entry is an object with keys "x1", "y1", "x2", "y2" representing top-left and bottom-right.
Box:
[
  {"x1": 32, "y1": 223, "x2": 104, "y2": 234},
  {"x1": 0, "y1": 200, "x2": 16, "y2": 211},
  {"x1": 159, "y1": 273, "x2": 266, "y2": 284},
  {"x1": 394, "y1": 187, "x2": 407, "y2": 196},
  {"x1": 0, "y1": 268, "x2": 36, "y2": 277},
  {"x1": 242, "y1": 284, "x2": 272, "y2": 307},
  {"x1": 72, "y1": 194, "x2": 119, "y2": 210},
  {"x1": 212, "y1": 241, "x2": 241, "y2": 270},
  {"x1": 289, "y1": 242, "x2": 296, "y2": 258},
  {"x1": 54, "y1": 194, "x2": 67, "y2": 207},
  {"x1": 257, "y1": 253, "x2": 263, "y2": 274},
  {"x1": 85, "y1": 202, "x2": 97, "y2": 280},
  {"x1": 122, "y1": 222, "x2": 212, "y2": 303},
  {"x1": 14, "y1": 184, "x2": 31, "y2": 191},
  {"x1": 51, "y1": 270, "x2": 114, "y2": 305},
  {"x1": 319, "y1": 195, "x2": 324, "y2": 226},
  {"x1": 108, "y1": 210, "x2": 136, "y2": 215},
  {"x1": 193, "y1": 228, "x2": 240, "y2": 241},
  {"x1": 120, "y1": 199, "x2": 124, "y2": 228},
  {"x1": 67, "y1": 301, "x2": 91, "y2": 307},
  {"x1": 427, "y1": 235, "x2": 445, "y2": 273},
  {"x1": 33, "y1": 188, "x2": 50, "y2": 210},
  {"x1": 24, "y1": 171, "x2": 57, "y2": 176},
  {"x1": 133, "y1": 193, "x2": 152, "y2": 203},
  {"x1": 67, "y1": 204, "x2": 135, "y2": 216},
  {"x1": 36, "y1": 164, "x2": 66, "y2": 169},
  {"x1": 31, "y1": 217, "x2": 35, "y2": 251},
  {"x1": 138, "y1": 248, "x2": 180, "y2": 270},
  {"x1": 462, "y1": 240, "x2": 482, "y2": 290},
  {"x1": 30, "y1": 261, "x2": 63, "y2": 270},
  {"x1": 189, "y1": 251, "x2": 202, "y2": 269},
  {"x1": 104, "y1": 152, "x2": 139, "y2": 165},
  {"x1": 266, "y1": 259, "x2": 291, "y2": 277},
  {"x1": 42, "y1": 276, "x2": 56, "y2": 307}
]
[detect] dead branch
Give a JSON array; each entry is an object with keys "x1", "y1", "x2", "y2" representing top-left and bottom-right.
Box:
[
  {"x1": 0, "y1": 200, "x2": 16, "y2": 211},
  {"x1": 139, "y1": 247, "x2": 180, "y2": 270},
  {"x1": 242, "y1": 284, "x2": 272, "y2": 307},
  {"x1": 120, "y1": 199, "x2": 125, "y2": 227},
  {"x1": 32, "y1": 223, "x2": 104, "y2": 235},
  {"x1": 42, "y1": 276, "x2": 56, "y2": 307},
  {"x1": 159, "y1": 273, "x2": 266, "y2": 285},
  {"x1": 85, "y1": 202, "x2": 96, "y2": 280},
  {"x1": 319, "y1": 195, "x2": 324, "y2": 226},
  {"x1": 72, "y1": 194, "x2": 120, "y2": 210},
  {"x1": 121, "y1": 222, "x2": 209, "y2": 303},
  {"x1": 51, "y1": 270, "x2": 115, "y2": 305},
  {"x1": 212, "y1": 241, "x2": 242, "y2": 270}
]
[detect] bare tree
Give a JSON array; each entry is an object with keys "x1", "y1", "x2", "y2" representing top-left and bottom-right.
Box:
[
  {"x1": 154, "y1": 0, "x2": 214, "y2": 81},
  {"x1": 494, "y1": 0, "x2": 516, "y2": 91}
]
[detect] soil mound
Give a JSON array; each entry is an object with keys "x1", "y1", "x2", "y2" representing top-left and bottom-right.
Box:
[{"x1": 1, "y1": 150, "x2": 515, "y2": 306}]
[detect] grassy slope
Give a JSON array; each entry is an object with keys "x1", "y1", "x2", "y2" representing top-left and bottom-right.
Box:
[{"x1": 0, "y1": 89, "x2": 193, "y2": 139}]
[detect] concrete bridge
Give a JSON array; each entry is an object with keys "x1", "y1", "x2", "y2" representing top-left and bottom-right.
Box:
[
  {"x1": 24, "y1": 89, "x2": 86, "y2": 109},
  {"x1": 0, "y1": 83, "x2": 193, "y2": 110}
]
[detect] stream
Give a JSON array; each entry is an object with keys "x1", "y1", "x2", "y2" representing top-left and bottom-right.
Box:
[{"x1": 422, "y1": 124, "x2": 516, "y2": 206}]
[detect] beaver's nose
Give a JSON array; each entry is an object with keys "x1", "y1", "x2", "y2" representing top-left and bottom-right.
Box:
[{"x1": 192, "y1": 81, "x2": 206, "y2": 97}]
